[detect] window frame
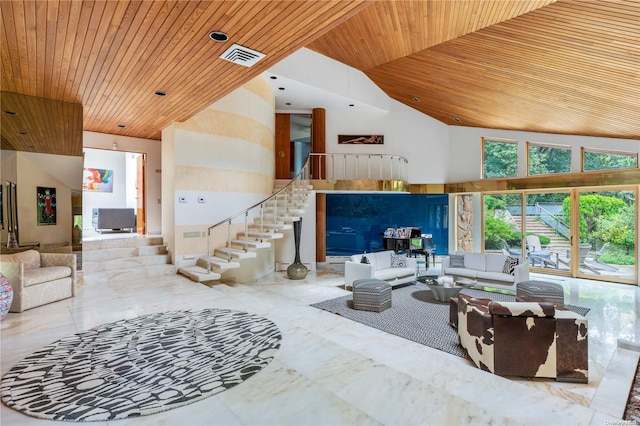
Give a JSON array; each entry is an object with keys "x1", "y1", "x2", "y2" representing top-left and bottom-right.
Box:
[
  {"x1": 581, "y1": 147, "x2": 639, "y2": 172},
  {"x1": 481, "y1": 137, "x2": 519, "y2": 180},
  {"x1": 526, "y1": 141, "x2": 572, "y2": 176}
]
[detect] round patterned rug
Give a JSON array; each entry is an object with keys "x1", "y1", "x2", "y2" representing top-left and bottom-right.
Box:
[{"x1": 1, "y1": 309, "x2": 281, "y2": 422}]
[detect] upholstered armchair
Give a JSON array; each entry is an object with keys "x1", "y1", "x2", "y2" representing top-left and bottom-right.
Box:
[
  {"x1": 457, "y1": 293, "x2": 588, "y2": 383},
  {"x1": 0, "y1": 249, "x2": 76, "y2": 313}
]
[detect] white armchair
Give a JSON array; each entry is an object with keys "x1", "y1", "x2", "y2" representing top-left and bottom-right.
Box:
[{"x1": 0, "y1": 249, "x2": 76, "y2": 313}]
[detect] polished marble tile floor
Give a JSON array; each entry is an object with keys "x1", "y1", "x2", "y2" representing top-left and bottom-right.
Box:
[{"x1": 1, "y1": 264, "x2": 639, "y2": 425}]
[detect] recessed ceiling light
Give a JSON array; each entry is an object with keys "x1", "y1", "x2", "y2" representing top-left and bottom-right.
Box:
[
  {"x1": 154, "y1": 91, "x2": 167, "y2": 97},
  {"x1": 209, "y1": 31, "x2": 229, "y2": 42},
  {"x1": 454, "y1": 117, "x2": 461, "y2": 122},
  {"x1": 18, "y1": 131, "x2": 28, "y2": 135},
  {"x1": 412, "y1": 97, "x2": 419, "y2": 102},
  {"x1": 116, "y1": 124, "x2": 126, "y2": 128},
  {"x1": 278, "y1": 87, "x2": 285, "y2": 91},
  {"x1": 3, "y1": 110, "x2": 16, "y2": 115},
  {"x1": 285, "y1": 102, "x2": 291, "y2": 106},
  {"x1": 349, "y1": 104, "x2": 354, "y2": 107},
  {"x1": 270, "y1": 76, "x2": 277, "y2": 80}
]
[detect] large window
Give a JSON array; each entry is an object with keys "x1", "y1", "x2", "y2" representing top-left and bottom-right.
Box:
[
  {"x1": 527, "y1": 142, "x2": 571, "y2": 176},
  {"x1": 482, "y1": 138, "x2": 518, "y2": 179},
  {"x1": 583, "y1": 148, "x2": 638, "y2": 172}
]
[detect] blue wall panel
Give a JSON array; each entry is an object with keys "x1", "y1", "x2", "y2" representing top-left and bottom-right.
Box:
[{"x1": 326, "y1": 194, "x2": 449, "y2": 256}]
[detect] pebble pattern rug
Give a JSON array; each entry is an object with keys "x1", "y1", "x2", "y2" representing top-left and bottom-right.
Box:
[
  {"x1": 311, "y1": 283, "x2": 589, "y2": 359},
  {"x1": 1, "y1": 309, "x2": 281, "y2": 422}
]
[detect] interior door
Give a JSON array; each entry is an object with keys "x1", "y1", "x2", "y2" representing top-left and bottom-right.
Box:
[{"x1": 136, "y1": 154, "x2": 146, "y2": 234}]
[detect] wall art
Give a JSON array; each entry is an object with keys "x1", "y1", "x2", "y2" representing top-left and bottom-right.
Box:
[
  {"x1": 338, "y1": 134, "x2": 384, "y2": 144},
  {"x1": 83, "y1": 168, "x2": 114, "y2": 192},
  {"x1": 37, "y1": 186, "x2": 56, "y2": 226}
]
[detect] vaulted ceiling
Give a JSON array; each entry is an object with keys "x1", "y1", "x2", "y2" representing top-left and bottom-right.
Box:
[{"x1": 1, "y1": 0, "x2": 638, "y2": 157}]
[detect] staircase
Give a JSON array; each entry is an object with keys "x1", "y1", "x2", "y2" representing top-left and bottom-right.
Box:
[
  {"x1": 178, "y1": 170, "x2": 312, "y2": 284},
  {"x1": 512, "y1": 215, "x2": 571, "y2": 252},
  {"x1": 81, "y1": 236, "x2": 175, "y2": 283}
]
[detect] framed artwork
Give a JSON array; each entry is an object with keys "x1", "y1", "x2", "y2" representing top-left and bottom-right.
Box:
[
  {"x1": 338, "y1": 134, "x2": 384, "y2": 144},
  {"x1": 37, "y1": 186, "x2": 56, "y2": 226},
  {"x1": 83, "y1": 168, "x2": 114, "y2": 192}
]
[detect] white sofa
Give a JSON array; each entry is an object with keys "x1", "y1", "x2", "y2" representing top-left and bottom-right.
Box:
[
  {"x1": 441, "y1": 252, "x2": 529, "y2": 291},
  {"x1": 345, "y1": 250, "x2": 417, "y2": 290}
]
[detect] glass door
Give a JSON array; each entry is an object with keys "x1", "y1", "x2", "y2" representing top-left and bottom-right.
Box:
[
  {"x1": 523, "y1": 191, "x2": 572, "y2": 274},
  {"x1": 573, "y1": 187, "x2": 637, "y2": 283}
]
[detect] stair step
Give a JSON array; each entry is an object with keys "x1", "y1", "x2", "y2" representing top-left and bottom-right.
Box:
[
  {"x1": 248, "y1": 223, "x2": 293, "y2": 231},
  {"x1": 236, "y1": 231, "x2": 284, "y2": 240},
  {"x1": 177, "y1": 264, "x2": 222, "y2": 283},
  {"x1": 230, "y1": 239, "x2": 272, "y2": 249},
  {"x1": 81, "y1": 264, "x2": 176, "y2": 283},
  {"x1": 213, "y1": 247, "x2": 257, "y2": 259},
  {"x1": 202, "y1": 256, "x2": 241, "y2": 271},
  {"x1": 82, "y1": 245, "x2": 167, "y2": 262},
  {"x1": 82, "y1": 236, "x2": 164, "y2": 251},
  {"x1": 83, "y1": 253, "x2": 171, "y2": 272},
  {"x1": 253, "y1": 215, "x2": 300, "y2": 223}
]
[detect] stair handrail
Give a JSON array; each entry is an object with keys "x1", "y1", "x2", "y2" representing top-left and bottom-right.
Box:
[
  {"x1": 308, "y1": 153, "x2": 409, "y2": 182},
  {"x1": 206, "y1": 158, "x2": 311, "y2": 261},
  {"x1": 534, "y1": 202, "x2": 570, "y2": 240}
]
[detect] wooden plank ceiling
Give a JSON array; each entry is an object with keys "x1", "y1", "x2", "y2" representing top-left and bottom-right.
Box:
[{"x1": 1, "y1": 0, "x2": 638, "y2": 159}]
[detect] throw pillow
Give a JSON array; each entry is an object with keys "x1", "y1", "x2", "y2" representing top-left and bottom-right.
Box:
[
  {"x1": 391, "y1": 253, "x2": 407, "y2": 268},
  {"x1": 360, "y1": 255, "x2": 370, "y2": 264},
  {"x1": 449, "y1": 254, "x2": 465, "y2": 268},
  {"x1": 502, "y1": 256, "x2": 520, "y2": 275}
]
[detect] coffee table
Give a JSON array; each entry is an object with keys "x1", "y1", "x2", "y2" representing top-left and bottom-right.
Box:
[{"x1": 426, "y1": 283, "x2": 463, "y2": 302}]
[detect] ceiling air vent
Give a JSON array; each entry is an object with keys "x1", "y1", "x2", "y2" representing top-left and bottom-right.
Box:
[{"x1": 219, "y1": 44, "x2": 265, "y2": 67}]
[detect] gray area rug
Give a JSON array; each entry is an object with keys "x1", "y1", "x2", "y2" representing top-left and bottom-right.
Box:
[
  {"x1": 1, "y1": 309, "x2": 281, "y2": 422},
  {"x1": 311, "y1": 283, "x2": 589, "y2": 359}
]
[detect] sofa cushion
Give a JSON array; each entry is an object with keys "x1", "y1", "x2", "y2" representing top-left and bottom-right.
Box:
[
  {"x1": 449, "y1": 254, "x2": 465, "y2": 268},
  {"x1": 501, "y1": 256, "x2": 520, "y2": 275},
  {"x1": 463, "y1": 253, "x2": 486, "y2": 271},
  {"x1": 24, "y1": 266, "x2": 72, "y2": 286},
  {"x1": 375, "y1": 269, "x2": 399, "y2": 281},
  {"x1": 445, "y1": 268, "x2": 478, "y2": 279},
  {"x1": 477, "y1": 271, "x2": 516, "y2": 283},
  {"x1": 391, "y1": 253, "x2": 407, "y2": 268},
  {"x1": 373, "y1": 251, "x2": 392, "y2": 270},
  {"x1": 485, "y1": 254, "x2": 508, "y2": 272},
  {"x1": 13, "y1": 249, "x2": 41, "y2": 270},
  {"x1": 392, "y1": 267, "x2": 415, "y2": 279}
]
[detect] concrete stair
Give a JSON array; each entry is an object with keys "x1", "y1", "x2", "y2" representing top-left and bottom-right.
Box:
[
  {"x1": 81, "y1": 236, "x2": 175, "y2": 283},
  {"x1": 513, "y1": 215, "x2": 571, "y2": 252}
]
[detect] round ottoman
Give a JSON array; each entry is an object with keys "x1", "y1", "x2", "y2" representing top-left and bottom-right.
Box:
[
  {"x1": 352, "y1": 278, "x2": 392, "y2": 312},
  {"x1": 516, "y1": 280, "x2": 564, "y2": 305}
]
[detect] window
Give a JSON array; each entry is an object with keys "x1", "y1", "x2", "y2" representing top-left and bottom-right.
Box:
[
  {"x1": 583, "y1": 148, "x2": 638, "y2": 172},
  {"x1": 482, "y1": 138, "x2": 518, "y2": 179},
  {"x1": 527, "y1": 142, "x2": 571, "y2": 176}
]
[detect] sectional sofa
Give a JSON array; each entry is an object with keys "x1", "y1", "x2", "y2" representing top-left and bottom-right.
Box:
[
  {"x1": 345, "y1": 250, "x2": 417, "y2": 289},
  {"x1": 441, "y1": 251, "x2": 529, "y2": 291}
]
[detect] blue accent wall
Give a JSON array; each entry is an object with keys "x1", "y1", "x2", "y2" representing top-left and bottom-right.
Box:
[{"x1": 326, "y1": 194, "x2": 449, "y2": 256}]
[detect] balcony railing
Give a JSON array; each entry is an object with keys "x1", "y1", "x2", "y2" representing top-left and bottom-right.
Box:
[{"x1": 309, "y1": 153, "x2": 409, "y2": 182}]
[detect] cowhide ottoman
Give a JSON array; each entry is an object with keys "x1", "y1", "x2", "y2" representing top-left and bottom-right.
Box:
[
  {"x1": 352, "y1": 279, "x2": 392, "y2": 312},
  {"x1": 516, "y1": 280, "x2": 565, "y2": 305}
]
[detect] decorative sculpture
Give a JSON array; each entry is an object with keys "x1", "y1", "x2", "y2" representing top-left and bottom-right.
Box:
[{"x1": 287, "y1": 219, "x2": 308, "y2": 280}]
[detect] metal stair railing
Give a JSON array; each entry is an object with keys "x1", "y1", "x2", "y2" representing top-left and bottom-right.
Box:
[
  {"x1": 206, "y1": 158, "x2": 311, "y2": 262},
  {"x1": 308, "y1": 153, "x2": 409, "y2": 181}
]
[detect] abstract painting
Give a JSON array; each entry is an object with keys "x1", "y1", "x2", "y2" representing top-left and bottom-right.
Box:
[
  {"x1": 84, "y1": 168, "x2": 114, "y2": 192},
  {"x1": 37, "y1": 187, "x2": 56, "y2": 226}
]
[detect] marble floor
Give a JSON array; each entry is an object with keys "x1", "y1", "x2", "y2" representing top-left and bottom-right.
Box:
[{"x1": 1, "y1": 261, "x2": 639, "y2": 426}]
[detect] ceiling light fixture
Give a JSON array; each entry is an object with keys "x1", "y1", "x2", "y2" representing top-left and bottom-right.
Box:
[
  {"x1": 116, "y1": 124, "x2": 126, "y2": 128},
  {"x1": 18, "y1": 131, "x2": 28, "y2": 135},
  {"x1": 112, "y1": 142, "x2": 118, "y2": 150},
  {"x1": 349, "y1": 104, "x2": 354, "y2": 107},
  {"x1": 412, "y1": 97, "x2": 420, "y2": 102},
  {"x1": 209, "y1": 31, "x2": 229, "y2": 42},
  {"x1": 454, "y1": 117, "x2": 461, "y2": 122},
  {"x1": 3, "y1": 110, "x2": 16, "y2": 115},
  {"x1": 270, "y1": 76, "x2": 277, "y2": 80},
  {"x1": 285, "y1": 102, "x2": 291, "y2": 106},
  {"x1": 154, "y1": 91, "x2": 167, "y2": 97},
  {"x1": 278, "y1": 87, "x2": 285, "y2": 91}
]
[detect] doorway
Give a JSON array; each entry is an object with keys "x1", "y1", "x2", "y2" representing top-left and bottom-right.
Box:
[{"x1": 82, "y1": 148, "x2": 147, "y2": 238}]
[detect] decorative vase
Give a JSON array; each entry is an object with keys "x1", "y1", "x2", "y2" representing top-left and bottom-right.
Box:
[
  {"x1": 72, "y1": 224, "x2": 82, "y2": 245},
  {"x1": 287, "y1": 219, "x2": 308, "y2": 280},
  {"x1": 0, "y1": 272, "x2": 13, "y2": 320}
]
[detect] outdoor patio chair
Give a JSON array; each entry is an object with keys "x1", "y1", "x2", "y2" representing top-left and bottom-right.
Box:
[
  {"x1": 587, "y1": 243, "x2": 618, "y2": 272},
  {"x1": 526, "y1": 235, "x2": 558, "y2": 268}
]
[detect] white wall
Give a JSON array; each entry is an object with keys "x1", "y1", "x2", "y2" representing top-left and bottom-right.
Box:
[{"x1": 83, "y1": 131, "x2": 162, "y2": 235}]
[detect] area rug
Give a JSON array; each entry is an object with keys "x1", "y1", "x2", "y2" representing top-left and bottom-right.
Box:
[
  {"x1": 1, "y1": 309, "x2": 281, "y2": 422},
  {"x1": 311, "y1": 283, "x2": 590, "y2": 359}
]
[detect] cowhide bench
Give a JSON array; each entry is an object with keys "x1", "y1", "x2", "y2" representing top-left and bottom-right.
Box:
[
  {"x1": 516, "y1": 280, "x2": 565, "y2": 305},
  {"x1": 352, "y1": 278, "x2": 392, "y2": 312}
]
